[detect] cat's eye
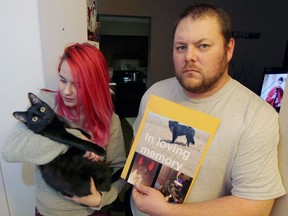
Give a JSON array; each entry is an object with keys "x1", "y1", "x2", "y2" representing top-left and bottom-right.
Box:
[
  {"x1": 32, "y1": 116, "x2": 38, "y2": 122},
  {"x1": 40, "y1": 107, "x2": 46, "y2": 112}
]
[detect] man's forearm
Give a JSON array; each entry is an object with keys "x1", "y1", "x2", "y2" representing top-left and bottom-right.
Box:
[{"x1": 160, "y1": 196, "x2": 274, "y2": 216}]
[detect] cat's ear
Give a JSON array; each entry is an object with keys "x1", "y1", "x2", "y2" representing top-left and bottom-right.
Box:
[
  {"x1": 28, "y1": 92, "x2": 41, "y2": 105},
  {"x1": 13, "y1": 111, "x2": 28, "y2": 123}
]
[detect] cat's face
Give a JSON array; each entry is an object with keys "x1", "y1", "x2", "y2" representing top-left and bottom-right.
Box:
[{"x1": 13, "y1": 93, "x2": 55, "y2": 133}]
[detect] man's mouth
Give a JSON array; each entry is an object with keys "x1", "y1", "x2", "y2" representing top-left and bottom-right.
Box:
[{"x1": 184, "y1": 64, "x2": 200, "y2": 73}]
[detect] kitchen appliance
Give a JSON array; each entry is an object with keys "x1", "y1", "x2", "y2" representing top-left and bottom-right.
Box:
[
  {"x1": 113, "y1": 59, "x2": 139, "y2": 71},
  {"x1": 112, "y1": 70, "x2": 142, "y2": 83}
]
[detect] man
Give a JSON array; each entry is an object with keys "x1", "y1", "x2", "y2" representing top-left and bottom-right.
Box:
[
  {"x1": 129, "y1": 3, "x2": 286, "y2": 216},
  {"x1": 266, "y1": 76, "x2": 284, "y2": 111}
]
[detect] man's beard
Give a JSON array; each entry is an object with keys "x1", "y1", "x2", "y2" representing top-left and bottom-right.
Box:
[{"x1": 176, "y1": 51, "x2": 228, "y2": 94}]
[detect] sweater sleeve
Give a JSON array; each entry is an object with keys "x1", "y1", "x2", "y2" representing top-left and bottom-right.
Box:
[
  {"x1": 2, "y1": 122, "x2": 69, "y2": 165},
  {"x1": 91, "y1": 112, "x2": 127, "y2": 210}
]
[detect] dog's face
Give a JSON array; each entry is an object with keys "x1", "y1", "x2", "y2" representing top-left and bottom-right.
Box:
[
  {"x1": 161, "y1": 179, "x2": 184, "y2": 203},
  {"x1": 169, "y1": 182, "x2": 183, "y2": 202},
  {"x1": 168, "y1": 120, "x2": 178, "y2": 131}
]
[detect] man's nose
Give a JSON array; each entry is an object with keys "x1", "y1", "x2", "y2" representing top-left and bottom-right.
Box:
[{"x1": 185, "y1": 46, "x2": 197, "y2": 62}]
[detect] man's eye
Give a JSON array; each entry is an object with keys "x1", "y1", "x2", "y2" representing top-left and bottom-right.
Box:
[
  {"x1": 40, "y1": 107, "x2": 46, "y2": 112},
  {"x1": 199, "y1": 44, "x2": 209, "y2": 49},
  {"x1": 176, "y1": 45, "x2": 187, "y2": 51},
  {"x1": 32, "y1": 116, "x2": 38, "y2": 122}
]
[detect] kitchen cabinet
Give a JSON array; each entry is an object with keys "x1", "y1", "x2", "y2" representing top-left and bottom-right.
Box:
[{"x1": 100, "y1": 35, "x2": 148, "y2": 68}]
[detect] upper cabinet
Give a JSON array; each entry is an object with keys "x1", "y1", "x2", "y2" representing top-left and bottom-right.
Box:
[{"x1": 97, "y1": 15, "x2": 150, "y2": 70}]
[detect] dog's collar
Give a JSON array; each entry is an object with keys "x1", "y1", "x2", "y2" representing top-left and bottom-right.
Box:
[{"x1": 174, "y1": 180, "x2": 183, "y2": 187}]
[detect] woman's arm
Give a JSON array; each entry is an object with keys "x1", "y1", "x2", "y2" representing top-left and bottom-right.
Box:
[
  {"x1": 91, "y1": 113, "x2": 127, "y2": 210},
  {"x1": 265, "y1": 88, "x2": 276, "y2": 103},
  {"x1": 2, "y1": 121, "x2": 68, "y2": 165}
]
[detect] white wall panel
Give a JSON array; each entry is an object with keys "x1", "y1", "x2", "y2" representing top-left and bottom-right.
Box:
[
  {"x1": 0, "y1": 163, "x2": 10, "y2": 216},
  {"x1": 0, "y1": 0, "x2": 43, "y2": 214},
  {"x1": 38, "y1": 0, "x2": 87, "y2": 90},
  {"x1": 0, "y1": 0, "x2": 87, "y2": 215}
]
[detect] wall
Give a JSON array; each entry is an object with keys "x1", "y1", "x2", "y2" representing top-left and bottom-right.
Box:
[
  {"x1": 220, "y1": 0, "x2": 288, "y2": 93},
  {"x1": 0, "y1": 1, "x2": 44, "y2": 215},
  {"x1": 0, "y1": 0, "x2": 86, "y2": 215},
  {"x1": 0, "y1": 166, "x2": 9, "y2": 216},
  {"x1": 38, "y1": 0, "x2": 87, "y2": 90}
]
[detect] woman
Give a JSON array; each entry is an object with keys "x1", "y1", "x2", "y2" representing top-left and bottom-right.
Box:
[{"x1": 2, "y1": 43, "x2": 126, "y2": 216}]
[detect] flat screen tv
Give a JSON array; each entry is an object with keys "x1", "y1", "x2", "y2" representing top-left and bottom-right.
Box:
[{"x1": 259, "y1": 67, "x2": 288, "y2": 112}]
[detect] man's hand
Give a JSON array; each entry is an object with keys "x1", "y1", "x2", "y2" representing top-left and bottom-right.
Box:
[{"x1": 132, "y1": 182, "x2": 168, "y2": 216}]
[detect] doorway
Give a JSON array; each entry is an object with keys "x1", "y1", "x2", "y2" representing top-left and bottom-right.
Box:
[
  {"x1": 98, "y1": 15, "x2": 150, "y2": 118},
  {"x1": 98, "y1": 15, "x2": 150, "y2": 79}
]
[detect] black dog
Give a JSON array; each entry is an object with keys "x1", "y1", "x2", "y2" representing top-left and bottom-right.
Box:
[
  {"x1": 160, "y1": 179, "x2": 184, "y2": 203},
  {"x1": 168, "y1": 120, "x2": 195, "y2": 146}
]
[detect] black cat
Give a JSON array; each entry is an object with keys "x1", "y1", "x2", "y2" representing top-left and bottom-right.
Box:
[
  {"x1": 13, "y1": 92, "x2": 114, "y2": 197},
  {"x1": 168, "y1": 120, "x2": 196, "y2": 146}
]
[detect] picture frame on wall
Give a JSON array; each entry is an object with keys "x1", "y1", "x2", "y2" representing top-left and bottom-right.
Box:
[{"x1": 87, "y1": 0, "x2": 100, "y2": 42}]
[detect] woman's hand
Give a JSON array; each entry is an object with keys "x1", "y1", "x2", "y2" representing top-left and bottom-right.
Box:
[
  {"x1": 83, "y1": 151, "x2": 100, "y2": 161},
  {"x1": 65, "y1": 178, "x2": 102, "y2": 207},
  {"x1": 80, "y1": 133, "x2": 101, "y2": 161}
]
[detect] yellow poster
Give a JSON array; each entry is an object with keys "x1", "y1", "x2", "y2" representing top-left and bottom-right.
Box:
[{"x1": 121, "y1": 95, "x2": 220, "y2": 203}]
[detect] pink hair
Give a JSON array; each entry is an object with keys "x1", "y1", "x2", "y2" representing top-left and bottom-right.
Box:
[{"x1": 56, "y1": 43, "x2": 114, "y2": 147}]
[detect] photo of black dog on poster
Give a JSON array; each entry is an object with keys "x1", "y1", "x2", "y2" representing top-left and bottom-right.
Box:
[
  {"x1": 134, "y1": 112, "x2": 211, "y2": 177},
  {"x1": 168, "y1": 120, "x2": 196, "y2": 147}
]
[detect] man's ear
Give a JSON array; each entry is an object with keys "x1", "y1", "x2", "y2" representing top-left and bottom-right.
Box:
[{"x1": 227, "y1": 37, "x2": 235, "y2": 62}]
